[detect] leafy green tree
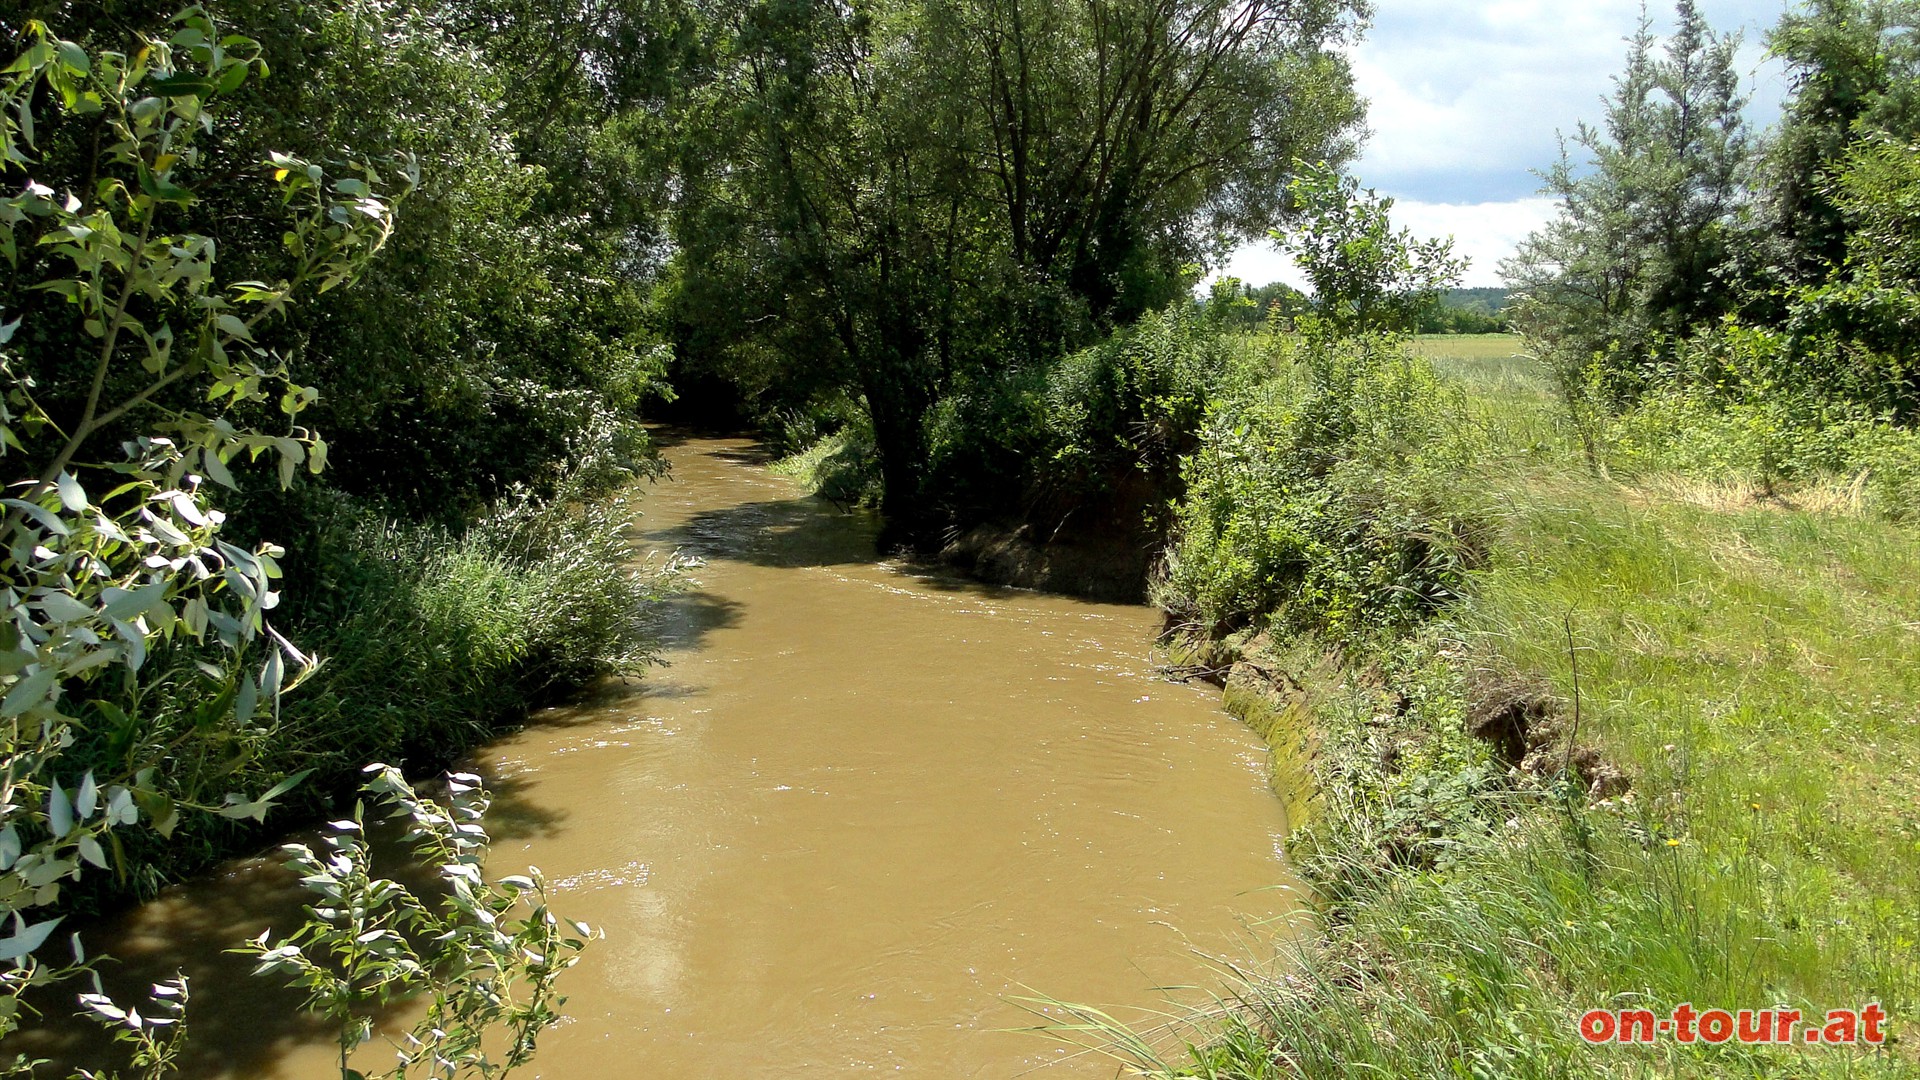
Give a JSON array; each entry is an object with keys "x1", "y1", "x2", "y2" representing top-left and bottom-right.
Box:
[
  {"x1": 1755, "y1": 131, "x2": 1920, "y2": 417},
  {"x1": 667, "y1": 0, "x2": 1366, "y2": 533},
  {"x1": 1752, "y1": 0, "x2": 1920, "y2": 288},
  {"x1": 1, "y1": 0, "x2": 676, "y2": 522},
  {"x1": 1202, "y1": 277, "x2": 1310, "y2": 331},
  {"x1": 227, "y1": 0, "x2": 671, "y2": 516},
  {"x1": 1502, "y1": 0, "x2": 1750, "y2": 395},
  {"x1": 1278, "y1": 167, "x2": 1465, "y2": 336},
  {"x1": 927, "y1": 0, "x2": 1365, "y2": 324}
]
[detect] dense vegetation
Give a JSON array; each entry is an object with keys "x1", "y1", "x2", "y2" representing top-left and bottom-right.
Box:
[{"x1": 0, "y1": 3, "x2": 672, "y2": 1073}]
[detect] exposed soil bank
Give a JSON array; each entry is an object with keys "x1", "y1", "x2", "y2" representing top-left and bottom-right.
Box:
[{"x1": 939, "y1": 520, "x2": 1154, "y2": 603}]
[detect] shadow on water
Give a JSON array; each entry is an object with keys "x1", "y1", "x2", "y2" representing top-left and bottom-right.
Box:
[
  {"x1": 644, "y1": 498, "x2": 882, "y2": 570},
  {"x1": 638, "y1": 587, "x2": 746, "y2": 653},
  {"x1": 11, "y1": 848, "x2": 422, "y2": 1079},
  {"x1": 472, "y1": 768, "x2": 571, "y2": 843}
]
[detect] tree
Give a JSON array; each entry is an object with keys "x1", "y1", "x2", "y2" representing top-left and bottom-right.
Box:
[
  {"x1": 930, "y1": 0, "x2": 1366, "y2": 324},
  {"x1": 1759, "y1": 131, "x2": 1920, "y2": 417},
  {"x1": 666, "y1": 0, "x2": 1366, "y2": 534},
  {"x1": 1502, "y1": 0, "x2": 1750, "y2": 395},
  {"x1": 1752, "y1": 0, "x2": 1920, "y2": 288},
  {"x1": 1278, "y1": 166, "x2": 1465, "y2": 336}
]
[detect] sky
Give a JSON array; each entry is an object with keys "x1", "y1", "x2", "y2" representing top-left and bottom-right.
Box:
[{"x1": 1218, "y1": 0, "x2": 1797, "y2": 289}]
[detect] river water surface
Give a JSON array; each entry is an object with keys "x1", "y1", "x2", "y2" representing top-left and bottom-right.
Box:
[{"x1": 39, "y1": 435, "x2": 1297, "y2": 1078}]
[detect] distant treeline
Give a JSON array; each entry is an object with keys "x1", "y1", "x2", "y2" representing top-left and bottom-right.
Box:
[{"x1": 1208, "y1": 281, "x2": 1511, "y2": 334}]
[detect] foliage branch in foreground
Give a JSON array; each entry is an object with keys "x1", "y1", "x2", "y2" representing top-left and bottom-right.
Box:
[
  {"x1": 241, "y1": 765, "x2": 595, "y2": 1080},
  {"x1": 0, "y1": 7, "x2": 410, "y2": 1037}
]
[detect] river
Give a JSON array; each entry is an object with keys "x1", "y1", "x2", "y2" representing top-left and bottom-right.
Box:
[{"x1": 32, "y1": 435, "x2": 1298, "y2": 1078}]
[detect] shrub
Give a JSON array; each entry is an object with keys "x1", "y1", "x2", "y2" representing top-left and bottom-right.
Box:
[
  {"x1": 924, "y1": 299, "x2": 1252, "y2": 523},
  {"x1": 1598, "y1": 318, "x2": 1920, "y2": 517},
  {"x1": 1160, "y1": 333, "x2": 1486, "y2": 639},
  {"x1": 770, "y1": 420, "x2": 885, "y2": 508}
]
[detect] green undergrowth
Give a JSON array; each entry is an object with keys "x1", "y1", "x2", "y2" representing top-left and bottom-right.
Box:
[
  {"x1": 66, "y1": 480, "x2": 681, "y2": 906},
  {"x1": 769, "y1": 422, "x2": 884, "y2": 507},
  {"x1": 776, "y1": 299, "x2": 1260, "y2": 528},
  {"x1": 1104, "y1": 334, "x2": 1920, "y2": 1077}
]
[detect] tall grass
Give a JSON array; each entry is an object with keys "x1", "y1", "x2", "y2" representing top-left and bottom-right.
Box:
[
  {"x1": 271, "y1": 485, "x2": 679, "y2": 774},
  {"x1": 70, "y1": 481, "x2": 681, "y2": 904},
  {"x1": 1102, "y1": 327, "x2": 1920, "y2": 1076}
]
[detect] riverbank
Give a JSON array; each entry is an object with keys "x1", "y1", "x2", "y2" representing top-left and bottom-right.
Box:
[
  {"x1": 1138, "y1": 337, "x2": 1920, "y2": 1076},
  {"x1": 776, "y1": 331, "x2": 1920, "y2": 1075}
]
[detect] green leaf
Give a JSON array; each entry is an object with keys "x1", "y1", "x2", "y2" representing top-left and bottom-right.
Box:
[
  {"x1": 103, "y1": 582, "x2": 167, "y2": 621},
  {"x1": 2, "y1": 498, "x2": 71, "y2": 537},
  {"x1": 260, "y1": 768, "x2": 313, "y2": 803},
  {"x1": 54, "y1": 40, "x2": 90, "y2": 75},
  {"x1": 146, "y1": 74, "x2": 214, "y2": 98},
  {"x1": 1, "y1": 667, "x2": 57, "y2": 717},
  {"x1": 215, "y1": 62, "x2": 250, "y2": 95},
  {"x1": 214, "y1": 313, "x2": 252, "y2": 341},
  {"x1": 55, "y1": 471, "x2": 86, "y2": 512},
  {"x1": 48, "y1": 778, "x2": 73, "y2": 837},
  {"x1": 202, "y1": 448, "x2": 237, "y2": 489},
  {"x1": 76, "y1": 772, "x2": 98, "y2": 818},
  {"x1": 234, "y1": 673, "x2": 257, "y2": 723},
  {"x1": 0, "y1": 917, "x2": 64, "y2": 962},
  {"x1": 131, "y1": 789, "x2": 179, "y2": 839},
  {"x1": 35, "y1": 591, "x2": 94, "y2": 623}
]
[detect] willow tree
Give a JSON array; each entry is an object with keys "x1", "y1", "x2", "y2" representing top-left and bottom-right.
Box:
[{"x1": 669, "y1": 0, "x2": 1365, "y2": 534}]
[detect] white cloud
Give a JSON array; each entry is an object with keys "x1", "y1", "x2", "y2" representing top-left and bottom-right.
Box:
[
  {"x1": 1391, "y1": 197, "x2": 1561, "y2": 286},
  {"x1": 1350, "y1": 0, "x2": 1790, "y2": 202},
  {"x1": 1213, "y1": 1, "x2": 1795, "y2": 294},
  {"x1": 1211, "y1": 197, "x2": 1561, "y2": 292}
]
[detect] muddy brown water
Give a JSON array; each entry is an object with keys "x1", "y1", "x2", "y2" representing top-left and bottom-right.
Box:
[{"x1": 25, "y1": 436, "x2": 1300, "y2": 1078}]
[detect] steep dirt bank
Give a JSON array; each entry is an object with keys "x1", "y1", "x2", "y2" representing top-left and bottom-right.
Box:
[{"x1": 939, "y1": 521, "x2": 1155, "y2": 603}]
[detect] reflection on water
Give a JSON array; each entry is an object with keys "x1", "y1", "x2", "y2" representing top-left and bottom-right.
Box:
[{"x1": 22, "y1": 435, "x2": 1300, "y2": 1079}]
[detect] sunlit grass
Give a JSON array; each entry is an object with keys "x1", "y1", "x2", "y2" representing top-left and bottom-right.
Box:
[{"x1": 1107, "y1": 334, "x2": 1920, "y2": 1077}]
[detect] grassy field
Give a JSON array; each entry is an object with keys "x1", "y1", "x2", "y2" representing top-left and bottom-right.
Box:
[
  {"x1": 1406, "y1": 331, "x2": 1528, "y2": 362},
  {"x1": 1107, "y1": 332, "x2": 1920, "y2": 1077},
  {"x1": 1410, "y1": 333, "x2": 1549, "y2": 395}
]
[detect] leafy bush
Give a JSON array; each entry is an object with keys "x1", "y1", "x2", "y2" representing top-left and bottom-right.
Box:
[
  {"x1": 1599, "y1": 318, "x2": 1920, "y2": 517},
  {"x1": 762, "y1": 389, "x2": 868, "y2": 460},
  {"x1": 241, "y1": 766, "x2": 595, "y2": 1080},
  {"x1": 924, "y1": 299, "x2": 1250, "y2": 523},
  {"x1": 1160, "y1": 333, "x2": 1486, "y2": 638},
  {"x1": 770, "y1": 421, "x2": 884, "y2": 507}
]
